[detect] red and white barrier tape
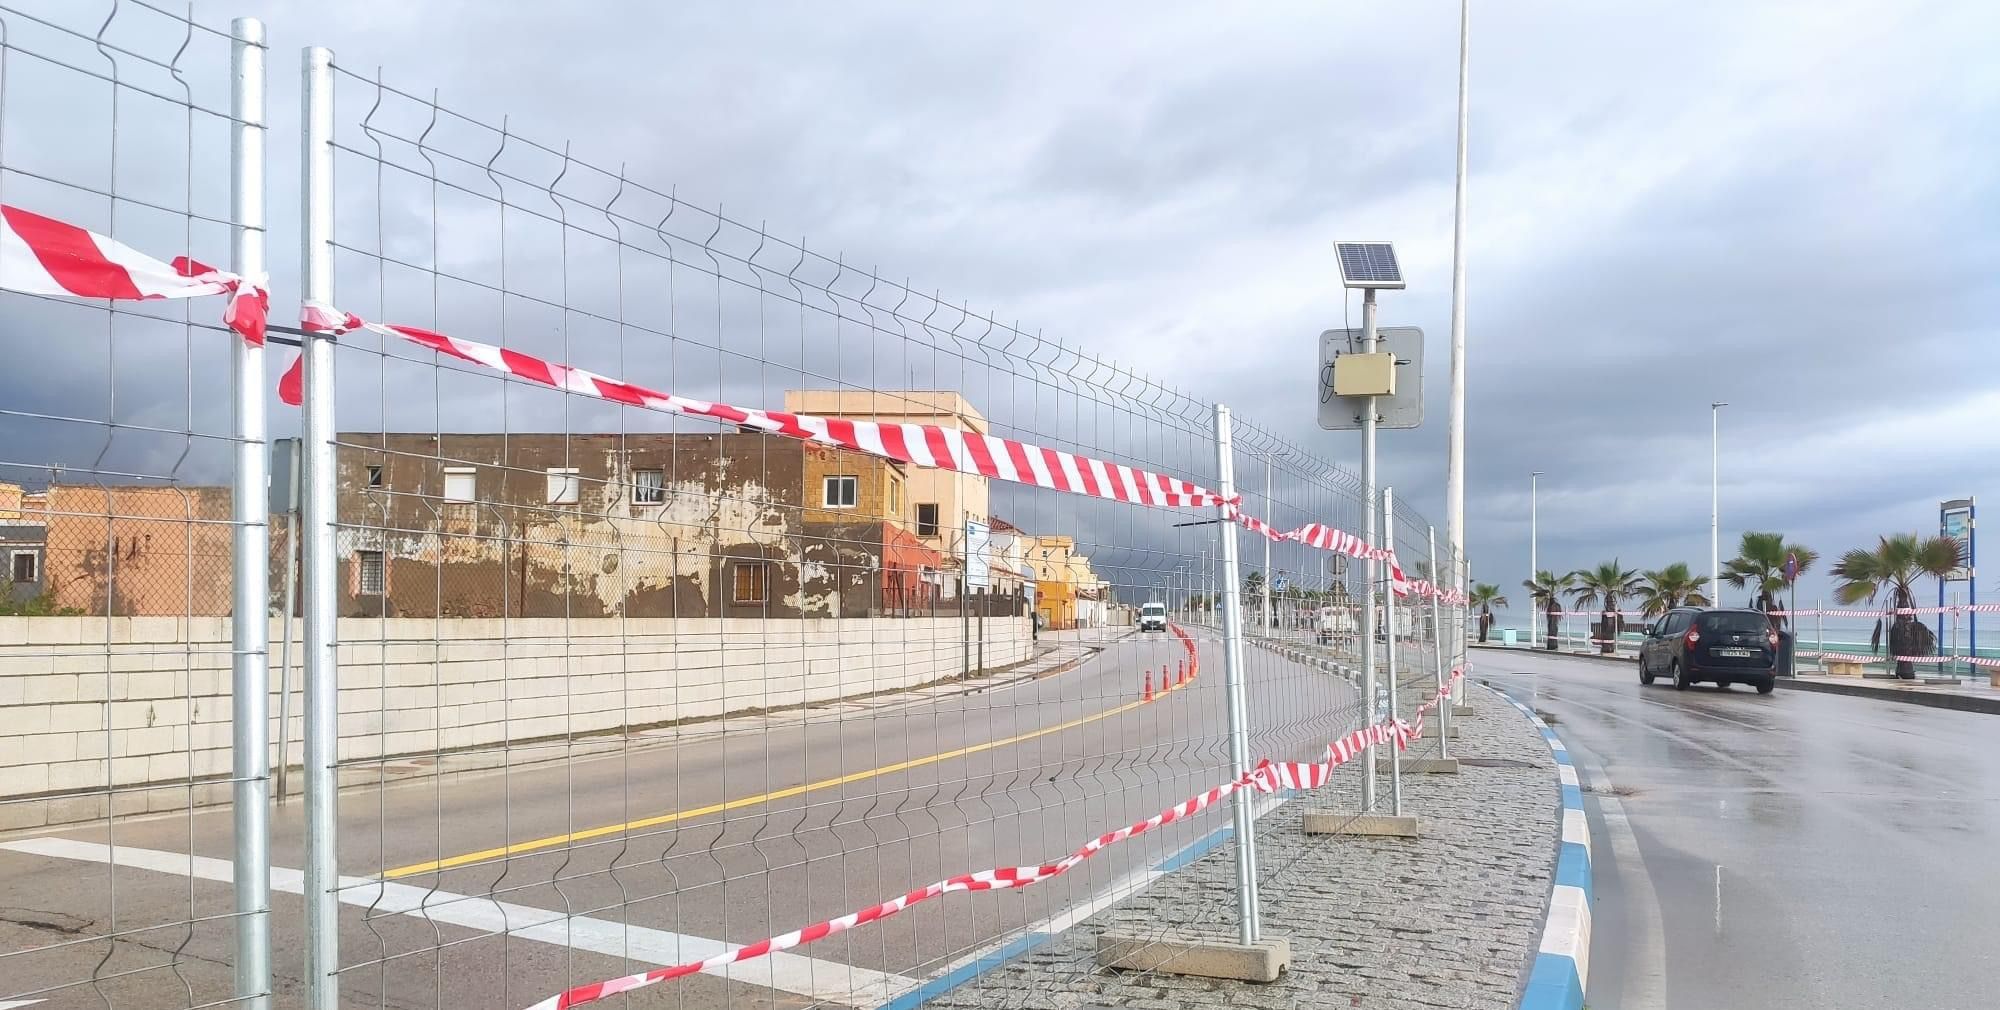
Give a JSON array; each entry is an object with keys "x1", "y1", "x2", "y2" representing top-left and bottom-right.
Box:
[
  {"x1": 285, "y1": 303, "x2": 1227, "y2": 510},
  {"x1": 521, "y1": 634, "x2": 1461, "y2": 1010},
  {"x1": 285, "y1": 302, "x2": 1468, "y2": 606},
  {"x1": 1802, "y1": 650, "x2": 2000, "y2": 669},
  {"x1": 1532, "y1": 604, "x2": 2000, "y2": 620},
  {"x1": 0, "y1": 203, "x2": 268, "y2": 346}
]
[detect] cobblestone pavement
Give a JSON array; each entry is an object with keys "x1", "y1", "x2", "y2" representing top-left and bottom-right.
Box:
[{"x1": 921, "y1": 682, "x2": 1558, "y2": 1010}]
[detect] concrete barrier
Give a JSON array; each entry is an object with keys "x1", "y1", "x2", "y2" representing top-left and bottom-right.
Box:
[{"x1": 0, "y1": 614, "x2": 1031, "y2": 826}]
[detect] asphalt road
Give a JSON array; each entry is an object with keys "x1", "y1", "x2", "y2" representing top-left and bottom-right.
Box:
[
  {"x1": 0, "y1": 628, "x2": 1363, "y2": 1010},
  {"x1": 1476, "y1": 647, "x2": 2000, "y2": 1010}
]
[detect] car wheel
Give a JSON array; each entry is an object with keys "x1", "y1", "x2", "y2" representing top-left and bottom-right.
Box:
[
  {"x1": 1672, "y1": 661, "x2": 1690, "y2": 691},
  {"x1": 1639, "y1": 661, "x2": 1655, "y2": 686},
  {"x1": 1755, "y1": 678, "x2": 1775, "y2": 695}
]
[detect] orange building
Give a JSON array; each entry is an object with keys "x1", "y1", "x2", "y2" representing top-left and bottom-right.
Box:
[{"x1": 35, "y1": 485, "x2": 234, "y2": 615}]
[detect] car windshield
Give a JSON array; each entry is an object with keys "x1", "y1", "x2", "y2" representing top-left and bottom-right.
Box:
[
  {"x1": 1701, "y1": 612, "x2": 1772, "y2": 633},
  {"x1": 1142, "y1": 605, "x2": 1163, "y2": 615}
]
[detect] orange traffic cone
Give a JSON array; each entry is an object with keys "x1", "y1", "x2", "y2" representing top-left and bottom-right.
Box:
[
  {"x1": 1176, "y1": 660, "x2": 1186, "y2": 686},
  {"x1": 1143, "y1": 670, "x2": 1154, "y2": 701}
]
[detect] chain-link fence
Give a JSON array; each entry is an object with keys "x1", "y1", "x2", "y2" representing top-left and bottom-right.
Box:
[{"x1": 0, "y1": 11, "x2": 1466, "y2": 1010}]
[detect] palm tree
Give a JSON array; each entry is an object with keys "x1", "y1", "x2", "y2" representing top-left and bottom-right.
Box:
[
  {"x1": 1567, "y1": 560, "x2": 1644, "y2": 655},
  {"x1": 1721, "y1": 531, "x2": 1817, "y2": 628},
  {"x1": 1635, "y1": 562, "x2": 1712, "y2": 617},
  {"x1": 1521, "y1": 570, "x2": 1572, "y2": 651},
  {"x1": 1467, "y1": 583, "x2": 1508, "y2": 643},
  {"x1": 1830, "y1": 533, "x2": 1958, "y2": 680}
]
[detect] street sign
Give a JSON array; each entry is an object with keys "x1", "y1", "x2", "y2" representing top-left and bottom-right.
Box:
[
  {"x1": 964, "y1": 519, "x2": 991, "y2": 589},
  {"x1": 1941, "y1": 499, "x2": 1974, "y2": 581},
  {"x1": 1318, "y1": 326, "x2": 1425, "y2": 430}
]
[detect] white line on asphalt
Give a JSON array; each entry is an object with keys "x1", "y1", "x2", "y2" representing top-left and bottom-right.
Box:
[
  {"x1": 1571, "y1": 738, "x2": 1668, "y2": 1009},
  {"x1": 0, "y1": 1000, "x2": 46, "y2": 1008},
  {"x1": 0, "y1": 837, "x2": 917, "y2": 1007},
  {"x1": 1714, "y1": 863, "x2": 1723, "y2": 934}
]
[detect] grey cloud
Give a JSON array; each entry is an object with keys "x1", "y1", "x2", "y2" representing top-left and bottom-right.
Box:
[{"x1": 3, "y1": 0, "x2": 1996, "y2": 607}]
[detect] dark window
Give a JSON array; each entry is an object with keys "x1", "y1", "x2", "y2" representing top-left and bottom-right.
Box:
[
  {"x1": 633, "y1": 469, "x2": 666, "y2": 504},
  {"x1": 10, "y1": 552, "x2": 36, "y2": 583},
  {"x1": 823, "y1": 476, "x2": 858, "y2": 509},
  {"x1": 359, "y1": 551, "x2": 385, "y2": 595},
  {"x1": 916, "y1": 503, "x2": 940, "y2": 537},
  {"x1": 1700, "y1": 612, "x2": 1773, "y2": 633},
  {"x1": 1663, "y1": 612, "x2": 1693, "y2": 634},
  {"x1": 733, "y1": 562, "x2": 767, "y2": 604},
  {"x1": 365, "y1": 465, "x2": 383, "y2": 488}
]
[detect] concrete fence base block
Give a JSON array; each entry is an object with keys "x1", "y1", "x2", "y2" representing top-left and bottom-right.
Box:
[
  {"x1": 1452, "y1": 704, "x2": 1475, "y2": 717},
  {"x1": 1419, "y1": 723, "x2": 1460, "y2": 739},
  {"x1": 1376, "y1": 756, "x2": 1460, "y2": 774},
  {"x1": 1094, "y1": 933, "x2": 1290, "y2": 983},
  {"x1": 1300, "y1": 809, "x2": 1421, "y2": 837}
]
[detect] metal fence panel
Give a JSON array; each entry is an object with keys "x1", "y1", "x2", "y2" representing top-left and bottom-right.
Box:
[
  {"x1": 0, "y1": 10, "x2": 1460, "y2": 1008},
  {"x1": 0, "y1": 3, "x2": 268, "y2": 1008}
]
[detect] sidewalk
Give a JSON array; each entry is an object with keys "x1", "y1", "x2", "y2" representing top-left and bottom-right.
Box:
[
  {"x1": 1468, "y1": 641, "x2": 2000, "y2": 715},
  {"x1": 916, "y1": 678, "x2": 1559, "y2": 1010}
]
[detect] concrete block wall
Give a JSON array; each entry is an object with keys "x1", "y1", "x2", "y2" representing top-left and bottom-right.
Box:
[{"x1": 0, "y1": 614, "x2": 1031, "y2": 823}]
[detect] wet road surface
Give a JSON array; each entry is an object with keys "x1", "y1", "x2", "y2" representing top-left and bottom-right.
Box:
[
  {"x1": 1477, "y1": 647, "x2": 2000, "y2": 1010},
  {"x1": 0, "y1": 629, "x2": 1362, "y2": 1010}
]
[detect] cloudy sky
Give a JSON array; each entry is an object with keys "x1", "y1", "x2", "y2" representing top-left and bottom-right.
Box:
[{"x1": 6, "y1": 1, "x2": 1998, "y2": 624}]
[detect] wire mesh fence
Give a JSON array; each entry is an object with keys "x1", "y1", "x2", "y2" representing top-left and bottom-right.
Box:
[{"x1": 1, "y1": 10, "x2": 1467, "y2": 1010}]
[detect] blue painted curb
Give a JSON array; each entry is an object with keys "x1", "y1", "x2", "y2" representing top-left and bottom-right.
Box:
[
  {"x1": 1487, "y1": 684, "x2": 1593, "y2": 1010},
  {"x1": 873, "y1": 816, "x2": 1244, "y2": 1009}
]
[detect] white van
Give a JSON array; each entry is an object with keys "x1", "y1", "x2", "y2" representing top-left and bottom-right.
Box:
[{"x1": 1139, "y1": 601, "x2": 1167, "y2": 632}]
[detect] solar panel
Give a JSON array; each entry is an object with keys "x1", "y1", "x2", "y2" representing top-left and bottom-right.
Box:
[{"x1": 1335, "y1": 242, "x2": 1405, "y2": 289}]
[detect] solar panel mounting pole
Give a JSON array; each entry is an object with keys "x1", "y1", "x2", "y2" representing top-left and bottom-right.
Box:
[{"x1": 1359, "y1": 287, "x2": 1380, "y2": 812}]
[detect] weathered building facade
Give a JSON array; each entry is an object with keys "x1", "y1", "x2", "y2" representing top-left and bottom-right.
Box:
[{"x1": 332, "y1": 432, "x2": 1009, "y2": 620}]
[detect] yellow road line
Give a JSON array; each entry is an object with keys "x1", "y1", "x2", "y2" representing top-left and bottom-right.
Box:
[{"x1": 381, "y1": 663, "x2": 1199, "y2": 879}]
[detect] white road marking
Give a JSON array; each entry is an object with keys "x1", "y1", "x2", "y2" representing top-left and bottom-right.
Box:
[
  {"x1": 0, "y1": 837, "x2": 916, "y2": 1007},
  {"x1": 1573, "y1": 736, "x2": 1669, "y2": 1009},
  {"x1": 1, "y1": 1000, "x2": 47, "y2": 1008},
  {"x1": 1714, "y1": 863, "x2": 1724, "y2": 934}
]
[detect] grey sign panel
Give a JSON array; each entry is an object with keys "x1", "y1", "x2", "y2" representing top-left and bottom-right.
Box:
[{"x1": 1317, "y1": 327, "x2": 1425, "y2": 430}]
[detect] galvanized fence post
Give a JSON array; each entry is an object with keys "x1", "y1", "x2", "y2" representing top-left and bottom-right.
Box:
[
  {"x1": 1383, "y1": 486, "x2": 1402, "y2": 816},
  {"x1": 1213, "y1": 403, "x2": 1263, "y2": 943},
  {"x1": 300, "y1": 43, "x2": 342, "y2": 1010},
  {"x1": 229, "y1": 17, "x2": 273, "y2": 1010},
  {"x1": 1427, "y1": 524, "x2": 1448, "y2": 760}
]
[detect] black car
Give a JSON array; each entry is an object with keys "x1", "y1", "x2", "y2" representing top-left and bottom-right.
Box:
[{"x1": 1637, "y1": 607, "x2": 1779, "y2": 694}]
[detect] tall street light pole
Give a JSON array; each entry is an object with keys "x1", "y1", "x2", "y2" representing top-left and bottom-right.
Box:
[
  {"x1": 1442, "y1": 0, "x2": 1472, "y2": 681},
  {"x1": 1711, "y1": 402, "x2": 1727, "y2": 607},
  {"x1": 1530, "y1": 470, "x2": 1542, "y2": 647},
  {"x1": 1250, "y1": 449, "x2": 1288, "y2": 632}
]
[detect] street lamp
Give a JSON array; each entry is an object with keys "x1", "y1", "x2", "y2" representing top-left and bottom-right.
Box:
[
  {"x1": 1529, "y1": 471, "x2": 1542, "y2": 648},
  {"x1": 1711, "y1": 402, "x2": 1727, "y2": 607},
  {"x1": 1250, "y1": 449, "x2": 1289, "y2": 632}
]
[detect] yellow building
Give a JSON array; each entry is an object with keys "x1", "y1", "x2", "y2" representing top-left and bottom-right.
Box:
[
  {"x1": 784, "y1": 390, "x2": 990, "y2": 582},
  {"x1": 1026, "y1": 534, "x2": 1105, "y2": 629},
  {"x1": 800, "y1": 443, "x2": 910, "y2": 531}
]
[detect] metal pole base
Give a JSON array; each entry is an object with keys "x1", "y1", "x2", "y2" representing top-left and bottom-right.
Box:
[
  {"x1": 1096, "y1": 933, "x2": 1290, "y2": 984},
  {"x1": 1301, "y1": 809, "x2": 1421, "y2": 837}
]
